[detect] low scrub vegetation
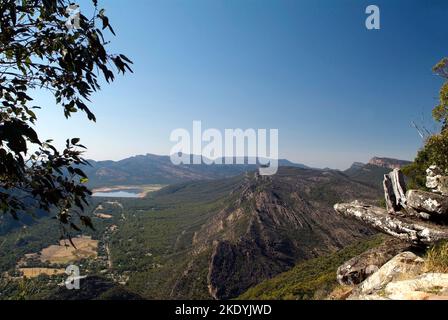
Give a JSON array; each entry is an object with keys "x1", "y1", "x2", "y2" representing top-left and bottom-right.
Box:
[
  {"x1": 238, "y1": 235, "x2": 385, "y2": 300},
  {"x1": 425, "y1": 240, "x2": 448, "y2": 273}
]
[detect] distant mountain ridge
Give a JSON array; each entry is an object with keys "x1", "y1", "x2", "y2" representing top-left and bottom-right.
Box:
[
  {"x1": 83, "y1": 153, "x2": 309, "y2": 188},
  {"x1": 83, "y1": 154, "x2": 411, "y2": 189},
  {"x1": 367, "y1": 157, "x2": 411, "y2": 169},
  {"x1": 344, "y1": 157, "x2": 411, "y2": 188},
  {"x1": 0, "y1": 165, "x2": 387, "y2": 300}
]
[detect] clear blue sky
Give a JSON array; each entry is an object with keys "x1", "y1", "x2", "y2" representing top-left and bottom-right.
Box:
[{"x1": 34, "y1": 0, "x2": 448, "y2": 169}]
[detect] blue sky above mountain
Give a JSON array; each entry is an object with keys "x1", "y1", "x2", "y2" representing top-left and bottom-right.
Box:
[{"x1": 33, "y1": 0, "x2": 447, "y2": 169}]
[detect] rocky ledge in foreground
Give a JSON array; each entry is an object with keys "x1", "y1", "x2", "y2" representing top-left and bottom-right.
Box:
[
  {"x1": 333, "y1": 165, "x2": 448, "y2": 298},
  {"x1": 335, "y1": 166, "x2": 448, "y2": 245},
  {"x1": 337, "y1": 238, "x2": 413, "y2": 286},
  {"x1": 406, "y1": 190, "x2": 448, "y2": 217},
  {"x1": 334, "y1": 201, "x2": 448, "y2": 245},
  {"x1": 347, "y1": 252, "x2": 448, "y2": 300}
]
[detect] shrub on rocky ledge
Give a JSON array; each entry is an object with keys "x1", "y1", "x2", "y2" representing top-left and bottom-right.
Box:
[
  {"x1": 403, "y1": 130, "x2": 448, "y2": 190},
  {"x1": 403, "y1": 57, "x2": 448, "y2": 190}
]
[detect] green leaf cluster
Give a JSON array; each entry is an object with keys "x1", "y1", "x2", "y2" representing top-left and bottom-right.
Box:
[
  {"x1": 0, "y1": 0, "x2": 132, "y2": 231},
  {"x1": 403, "y1": 58, "x2": 448, "y2": 188}
]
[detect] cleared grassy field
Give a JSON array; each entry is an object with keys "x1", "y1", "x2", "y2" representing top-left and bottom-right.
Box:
[
  {"x1": 19, "y1": 268, "x2": 65, "y2": 278},
  {"x1": 40, "y1": 236, "x2": 98, "y2": 265}
]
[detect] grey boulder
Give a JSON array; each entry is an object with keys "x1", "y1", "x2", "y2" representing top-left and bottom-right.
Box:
[
  {"x1": 337, "y1": 238, "x2": 412, "y2": 286},
  {"x1": 426, "y1": 165, "x2": 448, "y2": 196},
  {"x1": 334, "y1": 201, "x2": 448, "y2": 245},
  {"x1": 406, "y1": 190, "x2": 448, "y2": 216}
]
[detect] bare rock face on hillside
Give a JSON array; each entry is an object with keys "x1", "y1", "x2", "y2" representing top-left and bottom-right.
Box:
[
  {"x1": 170, "y1": 168, "x2": 382, "y2": 300},
  {"x1": 368, "y1": 157, "x2": 411, "y2": 170}
]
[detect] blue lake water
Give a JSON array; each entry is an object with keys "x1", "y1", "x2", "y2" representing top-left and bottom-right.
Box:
[{"x1": 93, "y1": 190, "x2": 141, "y2": 198}]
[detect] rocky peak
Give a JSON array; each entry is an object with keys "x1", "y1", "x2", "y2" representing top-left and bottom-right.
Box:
[
  {"x1": 368, "y1": 157, "x2": 411, "y2": 169},
  {"x1": 346, "y1": 162, "x2": 366, "y2": 171}
]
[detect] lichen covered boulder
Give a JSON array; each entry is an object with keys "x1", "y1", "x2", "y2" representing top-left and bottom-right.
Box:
[
  {"x1": 406, "y1": 190, "x2": 448, "y2": 216},
  {"x1": 337, "y1": 239, "x2": 412, "y2": 286},
  {"x1": 426, "y1": 165, "x2": 448, "y2": 196},
  {"x1": 334, "y1": 201, "x2": 448, "y2": 245},
  {"x1": 384, "y1": 273, "x2": 448, "y2": 300},
  {"x1": 352, "y1": 252, "x2": 424, "y2": 297}
]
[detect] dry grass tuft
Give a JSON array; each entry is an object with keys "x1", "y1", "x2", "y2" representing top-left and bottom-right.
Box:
[
  {"x1": 425, "y1": 240, "x2": 448, "y2": 273},
  {"x1": 327, "y1": 285, "x2": 354, "y2": 300}
]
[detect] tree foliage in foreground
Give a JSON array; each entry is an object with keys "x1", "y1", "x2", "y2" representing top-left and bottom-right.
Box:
[
  {"x1": 0, "y1": 0, "x2": 132, "y2": 232},
  {"x1": 433, "y1": 58, "x2": 448, "y2": 132},
  {"x1": 403, "y1": 57, "x2": 448, "y2": 188}
]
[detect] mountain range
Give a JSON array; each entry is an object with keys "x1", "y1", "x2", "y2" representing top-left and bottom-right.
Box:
[
  {"x1": 83, "y1": 153, "x2": 411, "y2": 189},
  {"x1": 367, "y1": 157, "x2": 411, "y2": 169},
  {"x1": 82, "y1": 154, "x2": 309, "y2": 188},
  {"x1": 343, "y1": 157, "x2": 411, "y2": 188},
  {"x1": 0, "y1": 155, "x2": 411, "y2": 300}
]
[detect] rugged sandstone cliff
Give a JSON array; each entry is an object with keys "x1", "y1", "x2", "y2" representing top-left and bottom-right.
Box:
[{"x1": 171, "y1": 167, "x2": 381, "y2": 299}]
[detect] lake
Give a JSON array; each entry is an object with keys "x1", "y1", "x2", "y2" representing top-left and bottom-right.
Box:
[{"x1": 92, "y1": 190, "x2": 141, "y2": 198}]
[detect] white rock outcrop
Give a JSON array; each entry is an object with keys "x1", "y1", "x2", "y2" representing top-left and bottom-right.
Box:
[
  {"x1": 334, "y1": 202, "x2": 448, "y2": 245},
  {"x1": 406, "y1": 190, "x2": 448, "y2": 216},
  {"x1": 335, "y1": 165, "x2": 448, "y2": 300},
  {"x1": 353, "y1": 252, "x2": 424, "y2": 296},
  {"x1": 426, "y1": 165, "x2": 448, "y2": 196},
  {"x1": 349, "y1": 252, "x2": 448, "y2": 300}
]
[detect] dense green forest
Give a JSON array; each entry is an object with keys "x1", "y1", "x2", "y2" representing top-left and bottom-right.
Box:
[{"x1": 0, "y1": 176, "x2": 243, "y2": 299}]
